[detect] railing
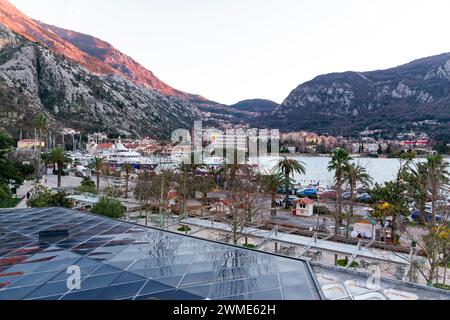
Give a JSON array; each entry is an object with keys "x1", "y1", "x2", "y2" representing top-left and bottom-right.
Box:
[
  {"x1": 296, "y1": 233, "x2": 318, "y2": 258},
  {"x1": 345, "y1": 240, "x2": 362, "y2": 269},
  {"x1": 187, "y1": 216, "x2": 217, "y2": 236},
  {"x1": 265, "y1": 222, "x2": 416, "y2": 255},
  {"x1": 256, "y1": 226, "x2": 278, "y2": 249}
]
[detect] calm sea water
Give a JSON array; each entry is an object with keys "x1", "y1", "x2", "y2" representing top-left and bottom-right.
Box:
[{"x1": 252, "y1": 155, "x2": 450, "y2": 187}]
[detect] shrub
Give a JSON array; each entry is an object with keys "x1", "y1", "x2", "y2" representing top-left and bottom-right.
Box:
[
  {"x1": 27, "y1": 185, "x2": 72, "y2": 208},
  {"x1": 0, "y1": 159, "x2": 32, "y2": 185},
  {"x1": 0, "y1": 183, "x2": 12, "y2": 202},
  {"x1": 91, "y1": 197, "x2": 126, "y2": 219},
  {"x1": 177, "y1": 226, "x2": 191, "y2": 233},
  {"x1": 77, "y1": 177, "x2": 97, "y2": 193},
  {"x1": 313, "y1": 205, "x2": 333, "y2": 215}
]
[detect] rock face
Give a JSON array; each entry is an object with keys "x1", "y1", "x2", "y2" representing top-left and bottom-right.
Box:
[
  {"x1": 272, "y1": 53, "x2": 450, "y2": 136},
  {"x1": 0, "y1": 0, "x2": 204, "y2": 100},
  {"x1": 0, "y1": 23, "x2": 199, "y2": 138}
]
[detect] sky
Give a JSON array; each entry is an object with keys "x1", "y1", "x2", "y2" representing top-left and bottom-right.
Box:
[{"x1": 9, "y1": 0, "x2": 450, "y2": 105}]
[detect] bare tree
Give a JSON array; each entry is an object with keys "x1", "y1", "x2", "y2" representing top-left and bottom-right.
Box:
[
  {"x1": 121, "y1": 163, "x2": 135, "y2": 199},
  {"x1": 156, "y1": 169, "x2": 176, "y2": 227},
  {"x1": 134, "y1": 171, "x2": 155, "y2": 225},
  {"x1": 174, "y1": 168, "x2": 194, "y2": 220},
  {"x1": 220, "y1": 166, "x2": 267, "y2": 246}
]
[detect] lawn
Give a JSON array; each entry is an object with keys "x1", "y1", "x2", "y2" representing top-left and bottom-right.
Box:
[
  {"x1": 337, "y1": 259, "x2": 359, "y2": 268},
  {"x1": 0, "y1": 198, "x2": 21, "y2": 208},
  {"x1": 434, "y1": 283, "x2": 450, "y2": 291}
]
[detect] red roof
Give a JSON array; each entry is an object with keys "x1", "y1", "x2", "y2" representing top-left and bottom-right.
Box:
[
  {"x1": 98, "y1": 143, "x2": 113, "y2": 149},
  {"x1": 296, "y1": 198, "x2": 314, "y2": 205}
]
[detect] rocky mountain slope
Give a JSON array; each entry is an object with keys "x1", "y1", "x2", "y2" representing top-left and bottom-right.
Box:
[
  {"x1": 269, "y1": 53, "x2": 450, "y2": 138},
  {"x1": 0, "y1": 0, "x2": 204, "y2": 101},
  {"x1": 230, "y1": 99, "x2": 279, "y2": 114},
  {"x1": 0, "y1": 23, "x2": 199, "y2": 138}
]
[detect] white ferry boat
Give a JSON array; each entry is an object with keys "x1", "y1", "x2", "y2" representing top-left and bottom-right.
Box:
[{"x1": 98, "y1": 139, "x2": 158, "y2": 170}]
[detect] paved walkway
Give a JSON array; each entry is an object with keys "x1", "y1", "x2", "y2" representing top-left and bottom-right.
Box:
[
  {"x1": 15, "y1": 180, "x2": 35, "y2": 208},
  {"x1": 42, "y1": 174, "x2": 83, "y2": 189},
  {"x1": 182, "y1": 218, "x2": 411, "y2": 265}
]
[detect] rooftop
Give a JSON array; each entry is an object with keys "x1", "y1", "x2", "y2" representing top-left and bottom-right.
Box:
[
  {"x1": 1, "y1": 208, "x2": 448, "y2": 300},
  {"x1": 313, "y1": 264, "x2": 450, "y2": 300},
  {"x1": 0, "y1": 208, "x2": 322, "y2": 300}
]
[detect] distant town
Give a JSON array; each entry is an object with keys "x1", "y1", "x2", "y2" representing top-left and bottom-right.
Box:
[{"x1": 15, "y1": 124, "x2": 450, "y2": 158}]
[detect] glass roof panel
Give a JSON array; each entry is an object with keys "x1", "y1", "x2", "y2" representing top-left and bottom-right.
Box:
[{"x1": 0, "y1": 208, "x2": 322, "y2": 300}]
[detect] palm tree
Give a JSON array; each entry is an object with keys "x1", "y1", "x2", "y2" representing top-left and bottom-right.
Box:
[
  {"x1": 41, "y1": 152, "x2": 53, "y2": 172},
  {"x1": 47, "y1": 147, "x2": 72, "y2": 188},
  {"x1": 328, "y1": 148, "x2": 352, "y2": 232},
  {"x1": 276, "y1": 156, "x2": 306, "y2": 209},
  {"x1": 405, "y1": 155, "x2": 449, "y2": 225},
  {"x1": 343, "y1": 163, "x2": 373, "y2": 236},
  {"x1": 195, "y1": 175, "x2": 214, "y2": 207},
  {"x1": 262, "y1": 169, "x2": 286, "y2": 216},
  {"x1": 34, "y1": 114, "x2": 48, "y2": 182},
  {"x1": 423, "y1": 154, "x2": 449, "y2": 225},
  {"x1": 404, "y1": 162, "x2": 428, "y2": 219},
  {"x1": 403, "y1": 155, "x2": 449, "y2": 284},
  {"x1": 121, "y1": 163, "x2": 134, "y2": 198},
  {"x1": 179, "y1": 159, "x2": 205, "y2": 176},
  {"x1": 208, "y1": 166, "x2": 221, "y2": 189},
  {"x1": 92, "y1": 157, "x2": 105, "y2": 191}
]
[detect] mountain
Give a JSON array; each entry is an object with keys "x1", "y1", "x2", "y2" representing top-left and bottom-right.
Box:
[
  {"x1": 230, "y1": 99, "x2": 279, "y2": 114},
  {"x1": 269, "y1": 54, "x2": 450, "y2": 138},
  {"x1": 0, "y1": 23, "x2": 199, "y2": 138},
  {"x1": 0, "y1": 0, "x2": 204, "y2": 101}
]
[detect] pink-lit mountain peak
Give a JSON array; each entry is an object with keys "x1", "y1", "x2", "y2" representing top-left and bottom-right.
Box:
[{"x1": 0, "y1": 0, "x2": 204, "y2": 100}]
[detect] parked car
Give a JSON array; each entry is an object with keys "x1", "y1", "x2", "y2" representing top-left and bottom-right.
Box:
[
  {"x1": 357, "y1": 193, "x2": 372, "y2": 202},
  {"x1": 276, "y1": 196, "x2": 299, "y2": 207},
  {"x1": 411, "y1": 210, "x2": 443, "y2": 223}
]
